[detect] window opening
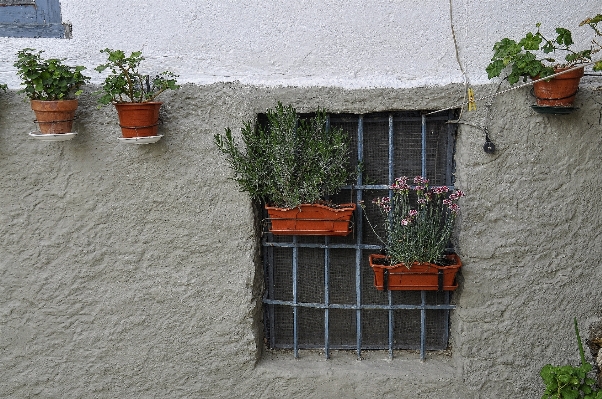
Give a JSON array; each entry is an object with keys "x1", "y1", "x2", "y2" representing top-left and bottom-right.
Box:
[
  {"x1": 0, "y1": 0, "x2": 68, "y2": 38},
  {"x1": 262, "y1": 110, "x2": 458, "y2": 360}
]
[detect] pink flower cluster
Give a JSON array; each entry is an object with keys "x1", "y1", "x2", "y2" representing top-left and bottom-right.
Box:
[
  {"x1": 401, "y1": 209, "x2": 419, "y2": 225},
  {"x1": 432, "y1": 186, "x2": 449, "y2": 195},
  {"x1": 374, "y1": 176, "x2": 465, "y2": 216},
  {"x1": 391, "y1": 176, "x2": 410, "y2": 191},
  {"x1": 443, "y1": 189, "x2": 465, "y2": 213},
  {"x1": 372, "y1": 196, "x2": 391, "y2": 213},
  {"x1": 413, "y1": 176, "x2": 428, "y2": 185},
  {"x1": 364, "y1": 175, "x2": 466, "y2": 266}
]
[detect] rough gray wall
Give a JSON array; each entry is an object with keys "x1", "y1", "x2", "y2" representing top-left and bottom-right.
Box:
[
  {"x1": 454, "y1": 77, "x2": 602, "y2": 397},
  {"x1": 0, "y1": 82, "x2": 600, "y2": 398}
]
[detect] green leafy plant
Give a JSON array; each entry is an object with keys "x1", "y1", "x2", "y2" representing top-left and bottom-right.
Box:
[
  {"x1": 95, "y1": 48, "x2": 179, "y2": 104},
  {"x1": 363, "y1": 176, "x2": 464, "y2": 268},
  {"x1": 580, "y1": 14, "x2": 602, "y2": 71},
  {"x1": 541, "y1": 318, "x2": 602, "y2": 399},
  {"x1": 0, "y1": 84, "x2": 6, "y2": 92},
  {"x1": 486, "y1": 23, "x2": 592, "y2": 84},
  {"x1": 214, "y1": 102, "x2": 352, "y2": 209},
  {"x1": 13, "y1": 48, "x2": 89, "y2": 100}
]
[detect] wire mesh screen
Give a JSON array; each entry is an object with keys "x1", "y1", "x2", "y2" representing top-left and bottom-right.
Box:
[{"x1": 263, "y1": 110, "x2": 458, "y2": 357}]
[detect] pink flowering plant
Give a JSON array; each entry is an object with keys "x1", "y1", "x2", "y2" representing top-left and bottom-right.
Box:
[{"x1": 365, "y1": 176, "x2": 465, "y2": 269}]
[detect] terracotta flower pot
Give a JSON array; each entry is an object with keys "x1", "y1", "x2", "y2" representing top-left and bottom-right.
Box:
[
  {"x1": 533, "y1": 67, "x2": 584, "y2": 107},
  {"x1": 369, "y1": 253, "x2": 462, "y2": 291},
  {"x1": 265, "y1": 203, "x2": 356, "y2": 236},
  {"x1": 114, "y1": 102, "x2": 162, "y2": 138},
  {"x1": 31, "y1": 99, "x2": 78, "y2": 134}
]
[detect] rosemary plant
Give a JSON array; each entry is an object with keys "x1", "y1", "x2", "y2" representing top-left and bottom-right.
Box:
[{"x1": 214, "y1": 102, "x2": 352, "y2": 209}]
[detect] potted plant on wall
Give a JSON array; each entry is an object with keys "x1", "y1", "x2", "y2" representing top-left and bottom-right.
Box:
[
  {"x1": 486, "y1": 23, "x2": 593, "y2": 108},
  {"x1": 363, "y1": 176, "x2": 464, "y2": 291},
  {"x1": 14, "y1": 48, "x2": 89, "y2": 139},
  {"x1": 580, "y1": 14, "x2": 602, "y2": 72},
  {"x1": 95, "y1": 48, "x2": 179, "y2": 143},
  {"x1": 214, "y1": 102, "x2": 356, "y2": 236}
]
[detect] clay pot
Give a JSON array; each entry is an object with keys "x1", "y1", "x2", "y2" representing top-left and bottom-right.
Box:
[
  {"x1": 369, "y1": 253, "x2": 462, "y2": 291},
  {"x1": 31, "y1": 99, "x2": 78, "y2": 134},
  {"x1": 533, "y1": 67, "x2": 584, "y2": 107},
  {"x1": 265, "y1": 203, "x2": 356, "y2": 236},
  {"x1": 114, "y1": 102, "x2": 162, "y2": 138}
]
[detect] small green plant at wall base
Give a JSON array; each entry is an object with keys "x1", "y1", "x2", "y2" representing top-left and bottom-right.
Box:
[
  {"x1": 214, "y1": 102, "x2": 352, "y2": 209},
  {"x1": 95, "y1": 48, "x2": 179, "y2": 104},
  {"x1": 13, "y1": 48, "x2": 90, "y2": 100},
  {"x1": 486, "y1": 24, "x2": 592, "y2": 84},
  {"x1": 580, "y1": 14, "x2": 602, "y2": 71},
  {"x1": 363, "y1": 176, "x2": 464, "y2": 268},
  {"x1": 541, "y1": 318, "x2": 602, "y2": 399},
  {"x1": 0, "y1": 84, "x2": 6, "y2": 92}
]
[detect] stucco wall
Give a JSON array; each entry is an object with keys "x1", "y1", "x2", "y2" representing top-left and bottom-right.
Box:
[
  {"x1": 0, "y1": 81, "x2": 601, "y2": 398},
  {"x1": 0, "y1": 0, "x2": 602, "y2": 398}
]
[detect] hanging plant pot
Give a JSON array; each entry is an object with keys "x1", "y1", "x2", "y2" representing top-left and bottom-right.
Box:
[
  {"x1": 265, "y1": 203, "x2": 356, "y2": 236},
  {"x1": 114, "y1": 102, "x2": 162, "y2": 138},
  {"x1": 31, "y1": 99, "x2": 78, "y2": 134},
  {"x1": 369, "y1": 253, "x2": 462, "y2": 291},
  {"x1": 532, "y1": 67, "x2": 584, "y2": 107}
]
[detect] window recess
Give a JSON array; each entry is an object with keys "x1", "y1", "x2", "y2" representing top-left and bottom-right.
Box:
[{"x1": 262, "y1": 110, "x2": 459, "y2": 360}]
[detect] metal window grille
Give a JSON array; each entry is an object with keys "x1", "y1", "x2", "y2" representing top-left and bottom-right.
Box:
[{"x1": 262, "y1": 110, "x2": 458, "y2": 360}]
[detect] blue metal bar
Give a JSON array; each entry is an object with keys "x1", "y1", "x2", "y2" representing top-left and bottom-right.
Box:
[
  {"x1": 336, "y1": 114, "x2": 450, "y2": 122},
  {"x1": 442, "y1": 292, "x2": 450, "y2": 349},
  {"x1": 420, "y1": 290, "x2": 426, "y2": 361},
  {"x1": 421, "y1": 115, "x2": 427, "y2": 361},
  {"x1": 344, "y1": 184, "x2": 390, "y2": 190},
  {"x1": 324, "y1": 236, "x2": 330, "y2": 359},
  {"x1": 420, "y1": 114, "x2": 428, "y2": 360},
  {"x1": 263, "y1": 296, "x2": 456, "y2": 310},
  {"x1": 293, "y1": 236, "x2": 299, "y2": 358},
  {"x1": 344, "y1": 184, "x2": 456, "y2": 191},
  {"x1": 388, "y1": 114, "x2": 394, "y2": 185},
  {"x1": 324, "y1": 116, "x2": 332, "y2": 359},
  {"x1": 388, "y1": 114, "x2": 395, "y2": 360},
  {"x1": 262, "y1": 241, "x2": 380, "y2": 250},
  {"x1": 356, "y1": 115, "x2": 364, "y2": 360},
  {"x1": 421, "y1": 114, "x2": 427, "y2": 178},
  {"x1": 266, "y1": 242, "x2": 276, "y2": 349},
  {"x1": 446, "y1": 110, "x2": 455, "y2": 186}
]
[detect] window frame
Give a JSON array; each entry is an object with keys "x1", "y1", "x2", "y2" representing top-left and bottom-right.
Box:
[
  {"x1": 0, "y1": 0, "x2": 68, "y2": 38},
  {"x1": 262, "y1": 110, "x2": 459, "y2": 361}
]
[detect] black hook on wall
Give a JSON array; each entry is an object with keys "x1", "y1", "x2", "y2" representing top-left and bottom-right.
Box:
[{"x1": 483, "y1": 129, "x2": 495, "y2": 154}]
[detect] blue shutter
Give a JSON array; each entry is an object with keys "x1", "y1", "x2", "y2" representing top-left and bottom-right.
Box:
[{"x1": 0, "y1": 0, "x2": 67, "y2": 38}]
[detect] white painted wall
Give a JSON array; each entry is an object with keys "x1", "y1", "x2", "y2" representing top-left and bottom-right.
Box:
[{"x1": 0, "y1": 0, "x2": 599, "y2": 90}]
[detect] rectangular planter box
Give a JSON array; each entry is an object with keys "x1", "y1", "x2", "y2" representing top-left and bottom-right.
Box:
[
  {"x1": 265, "y1": 203, "x2": 356, "y2": 236},
  {"x1": 369, "y1": 253, "x2": 462, "y2": 291}
]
